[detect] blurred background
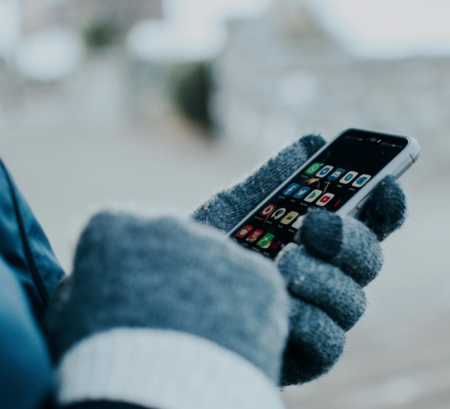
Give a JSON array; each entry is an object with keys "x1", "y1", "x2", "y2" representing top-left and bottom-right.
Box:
[{"x1": 0, "y1": 0, "x2": 449, "y2": 407}]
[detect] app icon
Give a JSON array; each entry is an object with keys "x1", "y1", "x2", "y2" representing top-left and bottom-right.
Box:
[
  {"x1": 352, "y1": 174, "x2": 371, "y2": 188},
  {"x1": 304, "y1": 189, "x2": 322, "y2": 202},
  {"x1": 316, "y1": 165, "x2": 334, "y2": 178},
  {"x1": 293, "y1": 186, "x2": 311, "y2": 199},
  {"x1": 328, "y1": 168, "x2": 346, "y2": 180},
  {"x1": 270, "y1": 239, "x2": 284, "y2": 250},
  {"x1": 281, "y1": 211, "x2": 299, "y2": 225},
  {"x1": 305, "y1": 162, "x2": 324, "y2": 175},
  {"x1": 340, "y1": 171, "x2": 358, "y2": 184},
  {"x1": 282, "y1": 183, "x2": 299, "y2": 196},
  {"x1": 247, "y1": 229, "x2": 264, "y2": 243},
  {"x1": 256, "y1": 233, "x2": 275, "y2": 248},
  {"x1": 260, "y1": 204, "x2": 276, "y2": 217},
  {"x1": 292, "y1": 215, "x2": 305, "y2": 229},
  {"x1": 316, "y1": 193, "x2": 335, "y2": 206},
  {"x1": 271, "y1": 208, "x2": 287, "y2": 220},
  {"x1": 236, "y1": 225, "x2": 253, "y2": 238}
]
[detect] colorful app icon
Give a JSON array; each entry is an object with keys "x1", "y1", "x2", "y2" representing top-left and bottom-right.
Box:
[
  {"x1": 316, "y1": 193, "x2": 335, "y2": 206},
  {"x1": 352, "y1": 174, "x2": 371, "y2": 188},
  {"x1": 304, "y1": 189, "x2": 322, "y2": 202},
  {"x1": 292, "y1": 215, "x2": 305, "y2": 229},
  {"x1": 282, "y1": 183, "x2": 299, "y2": 196},
  {"x1": 305, "y1": 162, "x2": 324, "y2": 175},
  {"x1": 271, "y1": 208, "x2": 286, "y2": 220},
  {"x1": 340, "y1": 171, "x2": 358, "y2": 184},
  {"x1": 316, "y1": 165, "x2": 334, "y2": 178},
  {"x1": 256, "y1": 233, "x2": 275, "y2": 248},
  {"x1": 328, "y1": 168, "x2": 346, "y2": 180},
  {"x1": 281, "y1": 211, "x2": 299, "y2": 225},
  {"x1": 270, "y1": 239, "x2": 284, "y2": 250},
  {"x1": 293, "y1": 186, "x2": 311, "y2": 199},
  {"x1": 236, "y1": 225, "x2": 253, "y2": 238},
  {"x1": 247, "y1": 229, "x2": 264, "y2": 243},
  {"x1": 260, "y1": 204, "x2": 276, "y2": 217}
]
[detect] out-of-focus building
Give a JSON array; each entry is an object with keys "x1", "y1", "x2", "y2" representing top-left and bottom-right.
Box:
[
  {"x1": 19, "y1": 0, "x2": 162, "y2": 37},
  {"x1": 71, "y1": 0, "x2": 163, "y2": 43},
  {"x1": 6, "y1": 0, "x2": 450, "y2": 167},
  {"x1": 214, "y1": 0, "x2": 450, "y2": 165},
  {"x1": 0, "y1": 0, "x2": 167, "y2": 129},
  {"x1": 20, "y1": 0, "x2": 69, "y2": 36}
]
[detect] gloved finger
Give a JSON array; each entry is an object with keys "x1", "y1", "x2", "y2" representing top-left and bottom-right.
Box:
[
  {"x1": 278, "y1": 248, "x2": 366, "y2": 331},
  {"x1": 191, "y1": 134, "x2": 326, "y2": 233},
  {"x1": 279, "y1": 298, "x2": 345, "y2": 386},
  {"x1": 358, "y1": 175, "x2": 407, "y2": 241},
  {"x1": 298, "y1": 209, "x2": 383, "y2": 287}
]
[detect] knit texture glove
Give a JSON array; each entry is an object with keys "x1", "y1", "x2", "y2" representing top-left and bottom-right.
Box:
[
  {"x1": 44, "y1": 208, "x2": 289, "y2": 409},
  {"x1": 192, "y1": 135, "x2": 407, "y2": 386}
]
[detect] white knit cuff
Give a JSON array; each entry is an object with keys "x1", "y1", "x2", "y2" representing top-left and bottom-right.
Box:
[{"x1": 57, "y1": 328, "x2": 285, "y2": 409}]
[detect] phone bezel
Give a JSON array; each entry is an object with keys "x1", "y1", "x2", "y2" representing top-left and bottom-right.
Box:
[{"x1": 226, "y1": 128, "x2": 420, "y2": 239}]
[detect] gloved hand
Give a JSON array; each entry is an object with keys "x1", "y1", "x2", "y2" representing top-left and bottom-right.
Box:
[
  {"x1": 44, "y1": 209, "x2": 290, "y2": 409},
  {"x1": 192, "y1": 135, "x2": 407, "y2": 386}
]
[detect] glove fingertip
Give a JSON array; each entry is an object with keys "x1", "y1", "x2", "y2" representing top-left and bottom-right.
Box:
[
  {"x1": 279, "y1": 337, "x2": 343, "y2": 386},
  {"x1": 361, "y1": 175, "x2": 407, "y2": 241},
  {"x1": 299, "y1": 209, "x2": 343, "y2": 262},
  {"x1": 279, "y1": 300, "x2": 345, "y2": 386},
  {"x1": 299, "y1": 134, "x2": 327, "y2": 159}
]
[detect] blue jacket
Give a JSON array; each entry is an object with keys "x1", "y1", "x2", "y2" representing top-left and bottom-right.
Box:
[{"x1": 0, "y1": 158, "x2": 65, "y2": 409}]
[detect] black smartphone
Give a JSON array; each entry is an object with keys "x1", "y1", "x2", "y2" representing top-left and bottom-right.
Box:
[{"x1": 227, "y1": 129, "x2": 420, "y2": 260}]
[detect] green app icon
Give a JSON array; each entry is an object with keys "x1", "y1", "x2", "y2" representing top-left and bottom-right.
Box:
[
  {"x1": 256, "y1": 233, "x2": 275, "y2": 249},
  {"x1": 305, "y1": 162, "x2": 324, "y2": 175}
]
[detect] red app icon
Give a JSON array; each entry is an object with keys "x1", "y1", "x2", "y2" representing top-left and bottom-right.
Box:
[
  {"x1": 247, "y1": 229, "x2": 264, "y2": 243},
  {"x1": 260, "y1": 204, "x2": 276, "y2": 217},
  {"x1": 236, "y1": 225, "x2": 253, "y2": 238},
  {"x1": 316, "y1": 193, "x2": 335, "y2": 207},
  {"x1": 270, "y1": 240, "x2": 283, "y2": 250}
]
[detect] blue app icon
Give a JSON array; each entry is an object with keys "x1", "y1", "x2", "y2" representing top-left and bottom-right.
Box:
[
  {"x1": 356, "y1": 177, "x2": 367, "y2": 185},
  {"x1": 316, "y1": 165, "x2": 333, "y2": 178},
  {"x1": 328, "y1": 168, "x2": 346, "y2": 180},
  {"x1": 283, "y1": 183, "x2": 299, "y2": 196},
  {"x1": 293, "y1": 186, "x2": 311, "y2": 199}
]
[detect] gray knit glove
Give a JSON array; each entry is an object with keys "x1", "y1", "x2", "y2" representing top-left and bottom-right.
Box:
[
  {"x1": 192, "y1": 135, "x2": 407, "y2": 386},
  {"x1": 44, "y1": 209, "x2": 290, "y2": 409}
]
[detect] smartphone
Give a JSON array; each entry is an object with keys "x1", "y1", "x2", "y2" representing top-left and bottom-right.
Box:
[{"x1": 228, "y1": 129, "x2": 420, "y2": 260}]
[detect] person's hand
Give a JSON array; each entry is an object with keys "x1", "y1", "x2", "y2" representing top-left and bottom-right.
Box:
[
  {"x1": 44, "y1": 209, "x2": 290, "y2": 409},
  {"x1": 192, "y1": 135, "x2": 407, "y2": 386}
]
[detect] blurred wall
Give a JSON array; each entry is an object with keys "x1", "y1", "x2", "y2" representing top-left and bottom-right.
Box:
[{"x1": 214, "y1": 0, "x2": 450, "y2": 171}]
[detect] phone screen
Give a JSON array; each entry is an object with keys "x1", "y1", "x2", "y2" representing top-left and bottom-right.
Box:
[{"x1": 230, "y1": 129, "x2": 408, "y2": 259}]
